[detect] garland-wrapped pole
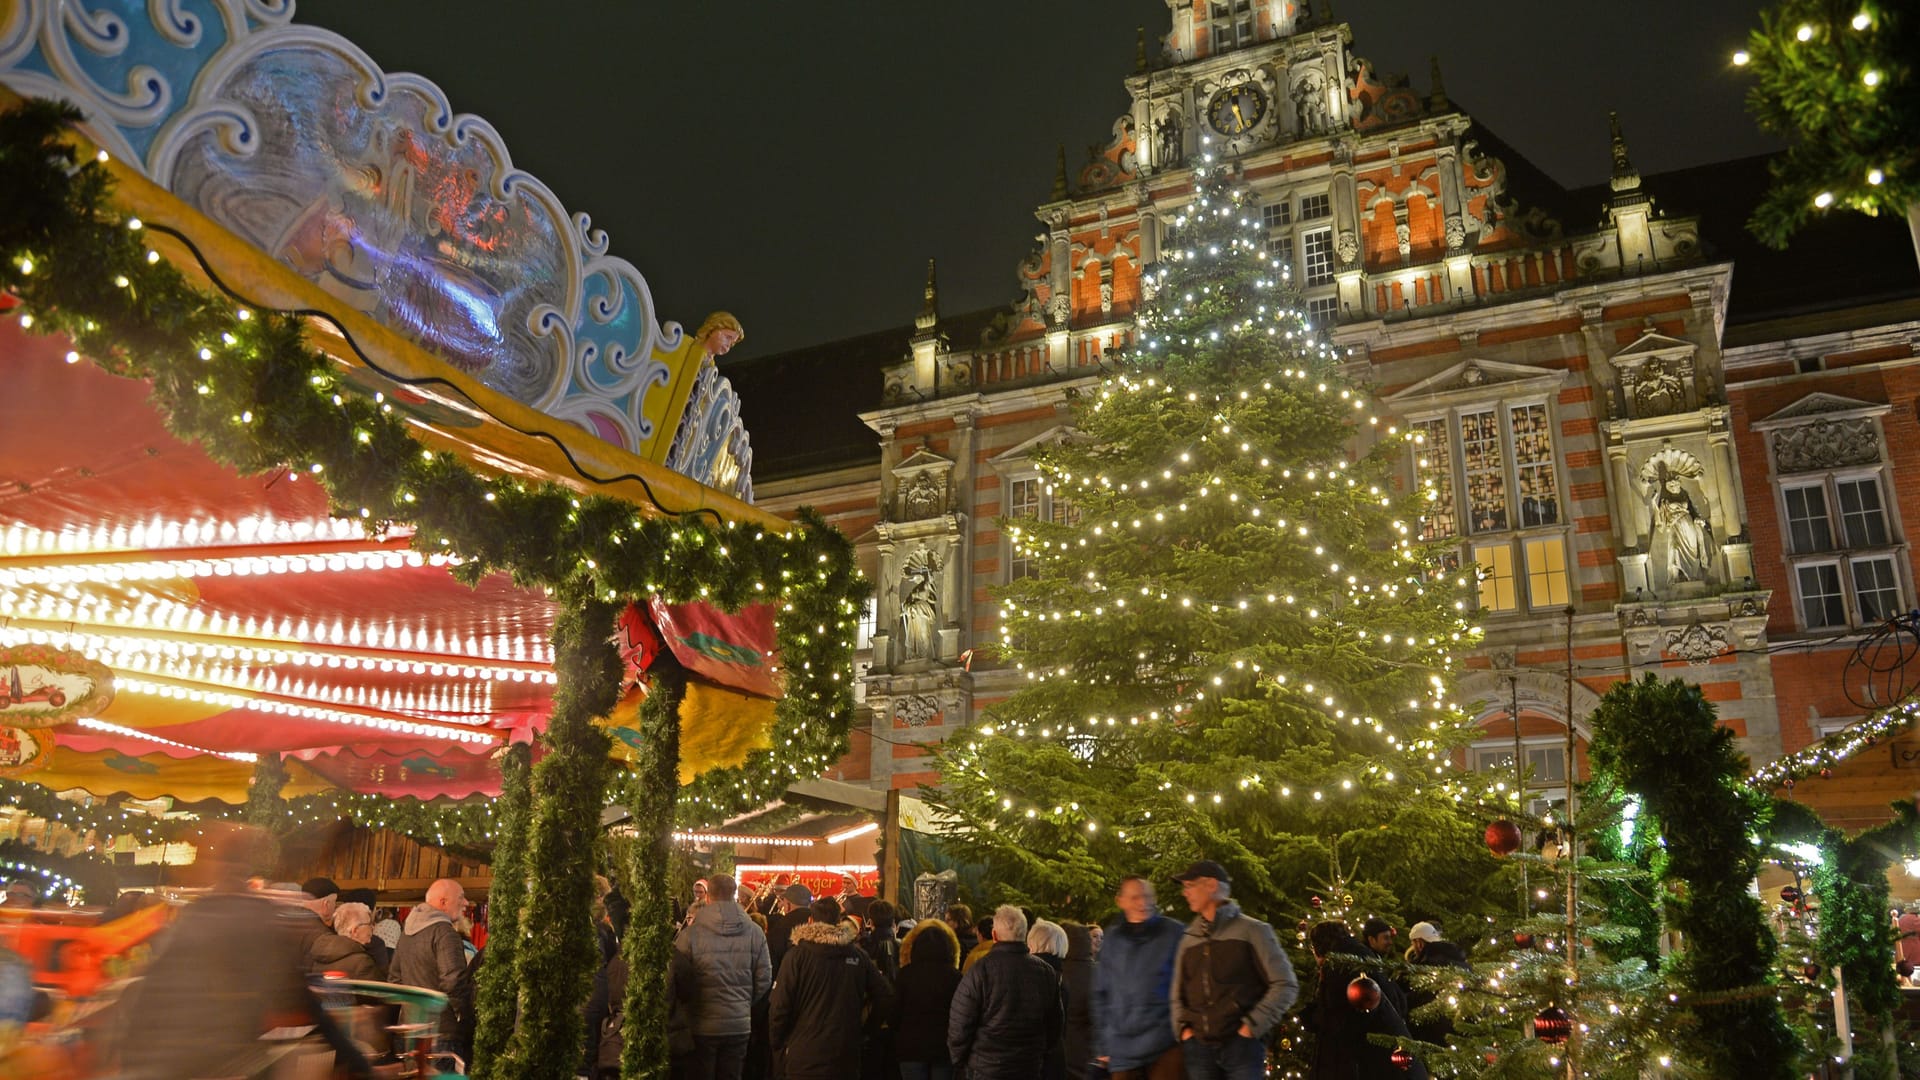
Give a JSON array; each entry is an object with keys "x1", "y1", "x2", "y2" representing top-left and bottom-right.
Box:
[
  {"x1": 242, "y1": 754, "x2": 290, "y2": 876},
  {"x1": 471, "y1": 740, "x2": 533, "y2": 1080},
  {"x1": 498, "y1": 591, "x2": 619, "y2": 1080},
  {"x1": 619, "y1": 654, "x2": 686, "y2": 1080}
]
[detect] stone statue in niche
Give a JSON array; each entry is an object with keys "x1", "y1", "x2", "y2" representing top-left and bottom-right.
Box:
[
  {"x1": 1156, "y1": 108, "x2": 1184, "y2": 168},
  {"x1": 901, "y1": 473, "x2": 943, "y2": 521},
  {"x1": 899, "y1": 546, "x2": 945, "y2": 662},
  {"x1": 1293, "y1": 71, "x2": 1330, "y2": 134},
  {"x1": 1625, "y1": 357, "x2": 1687, "y2": 418},
  {"x1": 1640, "y1": 449, "x2": 1714, "y2": 589}
]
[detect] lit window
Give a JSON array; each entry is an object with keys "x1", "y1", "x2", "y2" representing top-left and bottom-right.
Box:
[
  {"x1": 1475, "y1": 542, "x2": 1517, "y2": 612},
  {"x1": 1302, "y1": 228, "x2": 1334, "y2": 287},
  {"x1": 1008, "y1": 478, "x2": 1041, "y2": 580},
  {"x1": 1460, "y1": 409, "x2": 1509, "y2": 533},
  {"x1": 1509, "y1": 404, "x2": 1559, "y2": 527},
  {"x1": 1524, "y1": 536, "x2": 1571, "y2": 609},
  {"x1": 1299, "y1": 193, "x2": 1331, "y2": 221},
  {"x1": 855, "y1": 598, "x2": 877, "y2": 651},
  {"x1": 1783, "y1": 485, "x2": 1832, "y2": 553},
  {"x1": 1797, "y1": 563, "x2": 1846, "y2": 628},
  {"x1": 1412, "y1": 418, "x2": 1458, "y2": 540}
]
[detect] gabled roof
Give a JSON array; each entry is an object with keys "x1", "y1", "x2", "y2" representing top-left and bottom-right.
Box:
[
  {"x1": 1750, "y1": 391, "x2": 1892, "y2": 430},
  {"x1": 1384, "y1": 357, "x2": 1565, "y2": 404}
]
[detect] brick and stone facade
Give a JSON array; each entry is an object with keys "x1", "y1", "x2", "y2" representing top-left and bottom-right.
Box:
[{"x1": 732, "y1": 5, "x2": 1920, "y2": 802}]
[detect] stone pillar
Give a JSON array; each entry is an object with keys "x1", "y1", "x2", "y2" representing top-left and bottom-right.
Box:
[
  {"x1": 1607, "y1": 437, "x2": 1641, "y2": 550},
  {"x1": 1708, "y1": 421, "x2": 1745, "y2": 536}
]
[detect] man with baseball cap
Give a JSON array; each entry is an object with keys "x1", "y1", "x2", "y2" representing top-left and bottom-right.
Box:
[
  {"x1": 767, "y1": 882, "x2": 813, "y2": 975},
  {"x1": 1169, "y1": 860, "x2": 1297, "y2": 1080}
]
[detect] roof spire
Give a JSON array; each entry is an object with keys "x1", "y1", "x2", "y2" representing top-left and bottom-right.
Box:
[
  {"x1": 1428, "y1": 56, "x2": 1447, "y2": 109},
  {"x1": 915, "y1": 258, "x2": 940, "y2": 332},
  {"x1": 1608, "y1": 110, "x2": 1642, "y2": 197},
  {"x1": 1050, "y1": 144, "x2": 1070, "y2": 201},
  {"x1": 1135, "y1": 26, "x2": 1149, "y2": 74}
]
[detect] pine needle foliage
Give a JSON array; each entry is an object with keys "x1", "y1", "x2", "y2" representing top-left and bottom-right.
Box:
[{"x1": 923, "y1": 148, "x2": 1497, "y2": 925}]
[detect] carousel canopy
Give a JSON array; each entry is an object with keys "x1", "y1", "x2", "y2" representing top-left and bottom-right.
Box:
[{"x1": 0, "y1": 6, "x2": 820, "y2": 808}]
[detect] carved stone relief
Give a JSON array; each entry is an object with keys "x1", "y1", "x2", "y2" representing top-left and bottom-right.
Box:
[
  {"x1": 900, "y1": 472, "x2": 945, "y2": 521},
  {"x1": 1770, "y1": 418, "x2": 1881, "y2": 474},
  {"x1": 1664, "y1": 622, "x2": 1729, "y2": 666},
  {"x1": 893, "y1": 694, "x2": 941, "y2": 728}
]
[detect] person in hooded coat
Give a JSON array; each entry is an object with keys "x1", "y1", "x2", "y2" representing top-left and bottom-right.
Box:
[
  {"x1": 390, "y1": 878, "x2": 476, "y2": 1065},
  {"x1": 677, "y1": 872, "x2": 772, "y2": 1080},
  {"x1": 769, "y1": 898, "x2": 894, "y2": 1080},
  {"x1": 893, "y1": 919, "x2": 964, "y2": 1080}
]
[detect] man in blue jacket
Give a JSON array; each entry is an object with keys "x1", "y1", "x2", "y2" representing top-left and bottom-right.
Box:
[{"x1": 1093, "y1": 876, "x2": 1188, "y2": 1079}]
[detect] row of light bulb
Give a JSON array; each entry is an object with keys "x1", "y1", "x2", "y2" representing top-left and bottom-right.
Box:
[
  {"x1": 0, "y1": 546, "x2": 450, "y2": 587},
  {"x1": 113, "y1": 676, "x2": 498, "y2": 744},
  {"x1": 0, "y1": 516, "x2": 368, "y2": 556}
]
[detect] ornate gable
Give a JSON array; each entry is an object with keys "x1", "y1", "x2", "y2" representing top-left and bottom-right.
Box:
[
  {"x1": 890, "y1": 448, "x2": 955, "y2": 523},
  {"x1": 988, "y1": 425, "x2": 1084, "y2": 468},
  {"x1": 1606, "y1": 329, "x2": 1702, "y2": 420},
  {"x1": 1384, "y1": 358, "x2": 1564, "y2": 407},
  {"x1": 1751, "y1": 393, "x2": 1890, "y2": 476}
]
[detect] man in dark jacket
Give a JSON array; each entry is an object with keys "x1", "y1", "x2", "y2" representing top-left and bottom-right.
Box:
[
  {"x1": 948, "y1": 905, "x2": 1064, "y2": 1080},
  {"x1": 1170, "y1": 861, "x2": 1298, "y2": 1080},
  {"x1": 679, "y1": 872, "x2": 772, "y2": 1080},
  {"x1": 769, "y1": 898, "x2": 893, "y2": 1079},
  {"x1": 1405, "y1": 921, "x2": 1468, "y2": 1048},
  {"x1": 766, "y1": 882, "x2": 812, "y2": 977},
  {"x1": 1093, "y1": 877, "x2": 1186, "y2": 1080},
  {"x1": 390, "y1": 878, "x2": 475, "y2": 1065},
  {"x1": 1361, "y1": 917, "x2": 1412, "y2": 1028}
]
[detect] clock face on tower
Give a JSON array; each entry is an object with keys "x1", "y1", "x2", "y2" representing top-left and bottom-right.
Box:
[{"x1": 1207, "y1": 84, "x2": 1268, "y2": 135}]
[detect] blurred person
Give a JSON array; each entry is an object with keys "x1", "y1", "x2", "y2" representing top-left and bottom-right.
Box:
[
  {"x1": 947, "y1": 903, "x2": 979, "y2": 955},
  {"x1": 837, "y1": 871, "x2": 873, "y2": 921},
  {"x1": 964, "y1": 916, "x2": 997, "y2": 972},
  {"x1": 862, "y1": 899, "x2": 902, "y2": 982},
  {"x1": 311, "y1": 900, "x2": 383, "y2": 980},
  {"x1": 289, "y1": 876, "x2": 341, "y2": 963},
  {"x1": 391, "y1": 878, "x2": 475, "y2": 1065},
  {"x1": 1026, "y1": 920, "x2": 1071, "y2": 1080},
  {"x1": 1170, "y1": 861, "x2": 1296, "y2": 1080},
  {"x1": 769, "y1": 897, "x2": 893, "y2": 1080},
  {"x1": 583, "y1": 875, "x2": 620, "y2": 1074},
  {"x1": 112, "y1": 822, "x2": 382, "y2": 1079},
  {"x1": 949, "y1": 905, "x2": 1063, "y2": 1080},
  {"x1": 1060, "y1": 923, "x2": 1096, "y2": 1080},
  {"x1": 894, "y1": 918, "x2": 964, "y2": 1080},
  {"x1": 333, "y1": 901, "x2": 391, "y2": 972},
  {"x1": 1093, "y1": 877, "x2": 1185, "y2": 1080},
  {"x1": 1088, "y1": 924, "x2": 1103, "y2": 958}
]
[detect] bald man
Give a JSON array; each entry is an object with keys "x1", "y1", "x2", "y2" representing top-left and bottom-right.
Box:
[{"x1": 391, "y1": 878, "x2": 475, "y2": 1063}]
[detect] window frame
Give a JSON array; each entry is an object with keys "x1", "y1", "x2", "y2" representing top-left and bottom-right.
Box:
[
  {"x1": 1259, "y1": 187, "x2": 1340, "y2": 320},
  {"x1": 1772, "y1": 466, "x2": 1908, "y2": 632},
  {"x1": 1004, "y1": 472, "x2": 1075, "y2": 582},
  {"x1": 1205, "y1": 0, "x2": 1257, "y2": 53},
  {"x1": 1471, "y1": 736, "x2": 1570, "y2": 812}
]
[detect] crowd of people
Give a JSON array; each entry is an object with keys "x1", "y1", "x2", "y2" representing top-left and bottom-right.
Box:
[{"x1": 630, "y1": 858, "x2": 1474, "y2": 1080}]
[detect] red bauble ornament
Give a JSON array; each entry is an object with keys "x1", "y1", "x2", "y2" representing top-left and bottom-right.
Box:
[
  {"x1": 1780, "y1": 885, "x2": 1802, "y2": 904},
  {"x1": 1533, "y1": 1006, "x2": 1571, "y2": 1045},
  {"x1": 1347, "y1": 974, "x2": 1383, "y2": 1013},
  {"x1": 1819, "y1": 767, "x2": 1834, "y2": 779},
  {"x1": 1513, "y1": 931, "x2": 1536, "y2": 949},
  {"x1": 1484, "y1": 819, "x2": 1523, "y2": 856},
  {"x1": 1390, "y1": 1047, "x2": 1416, "y2": 1071},
  {"x1": 1310, "y1": 895, "x2": 1324, "y2": 908},
  {"x1": 1297, "y1": 919, "x2": 1311, "y2": 933},
  {"x1": 1803, "y1": 962, "x2": 1823, "y2": 982}
]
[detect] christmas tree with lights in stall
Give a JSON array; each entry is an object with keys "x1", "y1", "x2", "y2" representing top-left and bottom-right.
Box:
[{"x1": 924, "y1": 142, "x2": 1505, "y2": 934}]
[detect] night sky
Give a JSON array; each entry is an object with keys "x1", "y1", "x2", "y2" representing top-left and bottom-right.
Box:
[{"x1": 295, "y1": 1, "x2": 1777, "y2": 361}]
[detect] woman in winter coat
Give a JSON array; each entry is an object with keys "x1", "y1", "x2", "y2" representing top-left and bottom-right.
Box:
[
  {"x1": 769, "y1": 899, "x2": 895, "y2": 1080},
  {"x1": 1027, "y1": 920, "x2": 1072, "y2": 1080},
  {"x1": 893, "y1": 919, "x2": 965, "y2": 1080}
]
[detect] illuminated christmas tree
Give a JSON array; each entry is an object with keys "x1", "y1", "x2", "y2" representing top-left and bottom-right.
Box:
[{"x1": 922, "y1": 142, "x2": 1501, "y2": 928}]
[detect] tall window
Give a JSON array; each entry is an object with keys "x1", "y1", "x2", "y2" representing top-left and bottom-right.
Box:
[
  {"x1": 1411, "y1": 401, "x2": 1569, "y2": 614},
  {"x1": 1301, "y1": 228, "x2": 1335, "y2": 288},
  {"x1": 1412, "y1": 418, "x2": 1458, "y2": 540},
  {"x1": 1778, "y1": 471, "x2": 1904, "y2": 630},
  {"x1": 1263, "y1": 189, "x2": 1339, "y2": 320},
  {"x1": 1006, "y1": 476, "x2": 1075, "y2": 580}
]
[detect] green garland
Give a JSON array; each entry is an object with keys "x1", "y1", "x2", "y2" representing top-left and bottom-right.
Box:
[
  {"x1": 497, "y1": 591, "x2": 619, "y2": 1080},
  {"x1": 620, "y1": 658, "x2": 686, "y2": 1080},
  {"x1": 470, "y1": 741, "x2": 531, "y2": 1080},
  {"x1": 0, "y1": 98, "x2": 869, "y2": 1074},
  {"x1": 1587, "y1": 675, "x2": 1800, "y2": 1076}
]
